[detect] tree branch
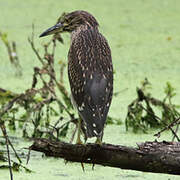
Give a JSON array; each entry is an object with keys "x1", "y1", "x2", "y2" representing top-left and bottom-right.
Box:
[{"x1": 30, "y1": 138, "x2": 180, "y2": 175}]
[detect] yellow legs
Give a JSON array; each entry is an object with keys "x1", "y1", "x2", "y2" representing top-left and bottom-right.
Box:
[
  {"x1": 76, "y1": 117, "x2": 85, "y2": 171},
  {"x1": 95, "y1": 137, "x2": 102, "y2": 145},
  {"x1": 76, "y1": 117, "x2": 83, "y2": 144},
  {"x1": 95, "y1": 130, "x2": 103, "y2": 145},
  {"x1": 75, "y1": 117, "x2": 104, "y2": 171}
]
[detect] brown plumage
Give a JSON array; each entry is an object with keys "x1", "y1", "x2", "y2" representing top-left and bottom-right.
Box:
[{"x1": 40, "y1": 10, "x2": 113, "y2": 142}]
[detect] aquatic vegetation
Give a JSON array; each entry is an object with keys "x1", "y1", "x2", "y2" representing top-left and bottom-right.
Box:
[
  {"x1": 125, "y1": 78, "x2": 180, "y2": 139},
  {"x1": 0, "y1": 31, "x2": 22, "y2": 77},
  {"x1": 0, "y1": 2, "x2": 180, "y2": 178}
]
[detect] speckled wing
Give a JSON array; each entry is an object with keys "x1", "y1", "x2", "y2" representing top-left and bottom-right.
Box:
[{"x1": 68, "y1": 28, "x2": 113, "y2": 138}]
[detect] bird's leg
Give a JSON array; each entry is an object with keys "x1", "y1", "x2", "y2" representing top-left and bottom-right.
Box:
[
  {"x1": 92, "y1": 132, "x2": 103, "y2": 170},
  {"x1": 95, "y1": 130, "x2": 103, "y2": 145},
  {"x1": 76, "y1": 117, "x2": 83, "y2": 144},
  {"x1": 76, "y1": 117, "x2": 86, "y2": 171},
  {"x1": 95, "y1": 137, "x2": 102, "y2": 145}
]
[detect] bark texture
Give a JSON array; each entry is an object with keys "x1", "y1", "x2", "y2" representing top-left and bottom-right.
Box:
[{"x1": 30, "y1": 138, "x2": 180, "y2": 175}]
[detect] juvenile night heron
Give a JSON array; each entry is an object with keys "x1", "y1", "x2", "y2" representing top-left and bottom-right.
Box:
[{"x1": 40, "y1": 10, "x2": 113, "y2": 144}]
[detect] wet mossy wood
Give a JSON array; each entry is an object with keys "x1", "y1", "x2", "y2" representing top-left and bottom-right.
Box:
[{"x1": 30, "y1": 138, "x2": 180, "y2": 175}]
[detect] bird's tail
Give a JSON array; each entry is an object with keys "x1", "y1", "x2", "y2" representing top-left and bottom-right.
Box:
[{"x1": 84, "y1": 115, "x2": 105, "y2": 138}]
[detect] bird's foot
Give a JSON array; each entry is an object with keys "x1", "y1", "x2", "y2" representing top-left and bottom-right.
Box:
[
  {"x1": 76, "y1": 136, "x2": 85, "y2": 171},
  {"x1": 76, "y1": 135, "x2": 84, "y2": 144},
  {"x1": 92, "y1": 163, "x2": 95, "y2": 170},
  {"x1": 95, "y1": 137, "x2": 102, "y2": 145},
  {"x1": 81, "y1": 162, "x2": 85, "y2": 172}
]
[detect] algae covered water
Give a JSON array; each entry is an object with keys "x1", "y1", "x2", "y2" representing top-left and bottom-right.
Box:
[{"x1": 0, "y1": 0, "x2": 180, "y2": 179}]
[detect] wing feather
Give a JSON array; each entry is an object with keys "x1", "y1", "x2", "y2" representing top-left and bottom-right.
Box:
[{"x1": 68, "y1": 28, "x2": 113, "y2": 137}]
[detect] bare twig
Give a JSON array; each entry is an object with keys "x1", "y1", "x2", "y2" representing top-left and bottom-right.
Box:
[
  {"x1": 70, "y1": 125, "x2": 77, "y2": 143},
  {"x1": 0, "y1": 32, "x2": 22, "y2": 76},
  {"x1": 154, "y1": 117, "x2": 180, "y2": 141},
  {"x1": 139, "y1": 104, "x2": 180, "y2": 141},
  {"x1": 0, "y1": 94, "x2": 23, "y2": 117},
  {"x1": 28, "y1": 24, "x2": 45, "y2": 66},
  {"x1": 0, "y1": 124, "x2": 13, "y2": 180},
  {"x1": 12, "y1": 41, "x2": 22, "y2": 76},
  {"x1": 172, "y1": 124, "x2": 179, "y2": 141},
  {"x1": 59, "y1": 62, "x2": 66, "y2": 84}
]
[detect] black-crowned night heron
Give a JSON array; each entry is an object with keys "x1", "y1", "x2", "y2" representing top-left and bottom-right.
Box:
[{"x1": 40, "y1": 10, "x2": 113, "y2": 144}]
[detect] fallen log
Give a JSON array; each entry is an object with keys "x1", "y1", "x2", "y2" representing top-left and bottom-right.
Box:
[{"x1": 30, "y1": 138, "x2": 180, "y2": 175}]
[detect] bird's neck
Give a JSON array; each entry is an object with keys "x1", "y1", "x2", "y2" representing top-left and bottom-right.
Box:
[{"x1": 70, "y1": 25, "x2": 98, "y2": 42}]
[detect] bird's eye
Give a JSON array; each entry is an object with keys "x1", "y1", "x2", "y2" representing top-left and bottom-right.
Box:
[{"x1": 63, "y1": 18, "x2": 69, "y2": 26}]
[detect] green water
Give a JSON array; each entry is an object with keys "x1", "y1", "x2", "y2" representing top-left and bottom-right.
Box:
[{"x1": 1, "y1": 0, "x2": 180, "y2": 179}]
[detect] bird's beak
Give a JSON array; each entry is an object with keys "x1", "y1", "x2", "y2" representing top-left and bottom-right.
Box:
[{"x1": 39, "y1": 22, "x2": 64, "y2": 37}]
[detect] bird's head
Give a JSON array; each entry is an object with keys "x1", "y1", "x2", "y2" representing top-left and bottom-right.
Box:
[{"x1": 40, "y1": 10, "x2": 99, "y2": 37}]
